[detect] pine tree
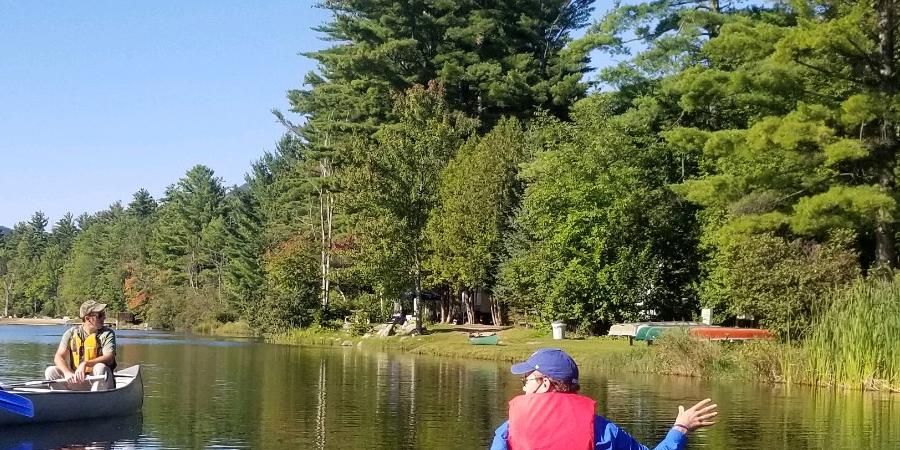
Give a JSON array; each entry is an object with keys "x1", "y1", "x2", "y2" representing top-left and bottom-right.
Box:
[
  {"x1": 151, "y1": 165, "x2": 228, "y2": 289},
  {"x1": 127, "y1": 188, "x2": 158, "y2": 219},
  {"x1": 295, "y1": 0, "x2": 597, "y2": 129},
  {"x1": 669, "y1": 1, "x2": 900, "y2": 271}
]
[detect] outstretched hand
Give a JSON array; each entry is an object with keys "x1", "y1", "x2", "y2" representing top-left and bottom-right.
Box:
[{"x1": 673, "y1": 398, "x2": 718, "y2": 434}]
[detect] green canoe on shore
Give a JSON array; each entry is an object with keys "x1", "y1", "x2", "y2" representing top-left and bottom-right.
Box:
[{"x1": 469, "y1": 333, "x2": 499, "y2": 345}]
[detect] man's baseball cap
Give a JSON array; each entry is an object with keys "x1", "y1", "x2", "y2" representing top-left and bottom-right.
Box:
[{"x1": 79, "y1": 300, "x2": 107, "y2": 318}]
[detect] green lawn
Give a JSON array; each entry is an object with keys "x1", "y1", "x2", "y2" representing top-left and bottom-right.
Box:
[{"x1": 272, "y1": 323, "x2": 640, "y2": 369}]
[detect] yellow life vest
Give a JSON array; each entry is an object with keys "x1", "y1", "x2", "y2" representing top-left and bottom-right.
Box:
[{"x1": 68, "y1": 328, "x2": 103, "y2": 374}]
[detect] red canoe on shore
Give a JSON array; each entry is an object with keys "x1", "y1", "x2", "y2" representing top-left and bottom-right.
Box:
[{"x1": 689, "y1": 327, "x2": 773, "y2": 341}]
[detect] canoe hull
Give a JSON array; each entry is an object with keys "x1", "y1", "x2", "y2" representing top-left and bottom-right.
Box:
[
  {"x1": 610, "y1": 322, "x2": 705, "y2": 338},
  {"x1": 0, "y1": 365, "x2": 143, "y2": 427},
  {"x1": 469, "y1": 333, "x2": 499, "y2": 345},
  {"x1": 689, "y1": 327, "x2": 773, "y2": 341}
]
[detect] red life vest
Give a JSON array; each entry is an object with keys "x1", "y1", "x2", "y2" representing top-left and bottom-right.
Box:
[{"x1": 508, "y1": 392, "x2": 596, "y2": 450}]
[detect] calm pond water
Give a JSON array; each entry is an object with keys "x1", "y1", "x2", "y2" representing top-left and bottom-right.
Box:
[{"x1": 0, "y1": 325, "x2": 898, "y2": 449}]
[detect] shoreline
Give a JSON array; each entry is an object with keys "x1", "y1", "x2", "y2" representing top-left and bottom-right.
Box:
[
  {"x1": 266, "y1": 324, "x2": 900, "y2": 394},
  {"x1": 8, "y1": 319, "x2": 894, "y2": 393},
  {"x1": 0, "y1": 317, "x2": 148, "y2": 330},
  {"x1": 0, "y1": 317, "x2": 74, "y2": 326}
]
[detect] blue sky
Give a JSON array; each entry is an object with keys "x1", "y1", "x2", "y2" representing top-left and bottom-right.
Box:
[{"x1": 0, "y1": 1, "x2": 618, "y2": 228}]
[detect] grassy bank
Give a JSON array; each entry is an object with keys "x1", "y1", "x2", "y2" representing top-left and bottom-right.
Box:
[
  {"x1": 796, "y1": 280, "x2": 900, "y2": 391},
  {"x1": 270, "y1": 324, "x2": 638, "y2": 369},
  {"x1": 192, "y1": 319, "x2": 257, "y2": 336},
  {"x1": 620, "y1": 331, "x2": 899, "y2": 392},
  {"x1": 269, "y1": 323, "x2": 793, "y2": 384},
  {"x1": 267, "y1": 320, "x2": 899, "y2": 393}
]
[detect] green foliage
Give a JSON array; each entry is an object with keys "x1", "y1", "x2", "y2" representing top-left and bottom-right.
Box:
[
  {"x1": 588, "y1": 0, "x2": 782, "y2": 92},
  {"x1": 221, "y1": 186, "x2": 266, "y2": 319},
  {"x1": 345, "y1": 84, "x2": 477, "y2": 306},
  {"x1": 257, "y1": 236, "x2": 320, "y2": 331},
  {"x1": 702, "y1": 232, "x2": 860, "y2": 339},
  {"x1": 498, "y1": 95, "x2": 701, "y2": 333},
  {"x1": 343, "y1": 292, "x2": 389, "y2": 324},
  {"x1": 668, "y1": 1, "x2": 900, "y2": 319},
  {"x1": 57, "y1": 205, "x2": 131, "y2": 315},
  {"x1": 142, "y1": 285, "x2": 219, "y2": 330},
  {"x1": 127, "y1": 188, "x2": 158, "y2": 218},
  {"x1": 641, "y1": 328, "x2": 726, "y2": 377},
  {"x1": 294, "y1": 0, "x2": 596, "y2": 132},
  {"x1": 791, "y1": 185, "x2": 896, "y2": 235},
  {"x1": 425, "y1": 117, "x2": 526, "y2": 293},
  {"x1": 823, "y1": 139, "x2": 868, "y2": 166},
  {"x1": 151, "y1": 165, "x2": 228, "y2": 289},
  {"x1": 344, "y1": 311, "x2": 371, "y2": 336}
]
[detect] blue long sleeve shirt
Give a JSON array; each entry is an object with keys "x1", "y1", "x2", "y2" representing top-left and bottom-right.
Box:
[{"x1": 489, "y1": 415, "x2": 687, "y2": 450}]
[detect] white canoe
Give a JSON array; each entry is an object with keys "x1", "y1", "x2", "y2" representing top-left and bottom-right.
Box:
[
  {"x1": 0, "y1": 365, "x2": 143, "y2": 427},
  {"x1": 608, "y1": 321, "x2": 707, "y2": 337},
  {"x1": 608, "y1": 323, "x2": 640, "y2": 337}
]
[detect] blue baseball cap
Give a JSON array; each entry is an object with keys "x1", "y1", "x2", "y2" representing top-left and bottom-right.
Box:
[{"x1": 511, "y1": 348, "x2": 579, "y2": 384}]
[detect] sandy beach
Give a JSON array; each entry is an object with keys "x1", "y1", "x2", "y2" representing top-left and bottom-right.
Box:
[{"x1": 0, "y1": 317, "x2": 76, "y2": 326}]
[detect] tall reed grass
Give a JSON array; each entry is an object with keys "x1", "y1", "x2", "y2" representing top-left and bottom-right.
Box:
[{"x1": 802, "y1": 279, "x2": 900, "y2": 391}]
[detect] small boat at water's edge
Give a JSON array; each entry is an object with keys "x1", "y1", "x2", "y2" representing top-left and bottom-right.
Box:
[
  {"x1": 0, "y1": 365, "x2": 143, "y2": 427},
  {"x1": 469, "y1": 332, "x2": 499, "y2": 345}
]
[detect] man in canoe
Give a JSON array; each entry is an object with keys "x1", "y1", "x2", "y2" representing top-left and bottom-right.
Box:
[
  {"x1": 490, "y1": 348, "x2": 718, "y2": 450},
  {"x1": 45, "y1": 300, "x2": 117, "y2": 391}
]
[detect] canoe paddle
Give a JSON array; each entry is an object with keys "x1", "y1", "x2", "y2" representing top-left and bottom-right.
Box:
[
  {"x1": 0, "y1": 374, "x2": 106, "y2": 389},
  {"x1": 0, "y1": 390, "x2": 34, "y2": 417}
]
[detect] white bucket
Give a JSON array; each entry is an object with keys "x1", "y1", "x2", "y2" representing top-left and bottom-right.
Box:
[{"x1": 551, "y1": 321, "x2": 566, "y2": 340}]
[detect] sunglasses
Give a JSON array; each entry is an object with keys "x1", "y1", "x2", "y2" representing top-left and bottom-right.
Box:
[{"x1": 520, "y1": 375, "x2": 544, "y2": 386}]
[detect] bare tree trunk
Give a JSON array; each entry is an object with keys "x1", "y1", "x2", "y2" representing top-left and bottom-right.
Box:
[
  {"x1": 274, "y1": 109, "x2": 338, "y2": 315},
  {"x1": 318, "y1": 158, "x2": 334, "y2": 316},
  {"x1": 448, "y1": 290, "x2": 462, "y2": 323},
  {"x1": 413, "y1": 252, "x2": 423, "y2": 333},
  {"x1": 462, "y1": 289, "x2": 476, "y2": 325},
  {"x1": 490, "y1": 295, "x2": 503, "y2": 326},
  {"x1": 4, "y1": 280, "x2": 11, "y2": 317},
  {"x1": 876, "y1": 0, "x2": 898, "y2": 270},
  {"x1": 440, "y1": 288, "x2": 450, "y2": 323},
  {"x1": 459, "y1": 290, "x2": 468, "y2": 324},
  {"x1": 189, "y1": 251, "x2": 197, "y2": 289}
]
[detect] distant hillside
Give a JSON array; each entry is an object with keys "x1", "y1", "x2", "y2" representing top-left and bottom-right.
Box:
[{"x1": 0, "y1": 226, "x2": 10, "y2": 237}]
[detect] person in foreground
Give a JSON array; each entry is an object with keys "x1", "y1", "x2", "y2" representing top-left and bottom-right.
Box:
[
  {"x1": 490, "y1": 348, "x2": 718, "y2": 450},
  {"x1": 45, "y1": 300, "x2": 117, "y2": 391}
]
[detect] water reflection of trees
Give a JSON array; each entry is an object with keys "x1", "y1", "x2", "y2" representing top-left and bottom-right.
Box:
[{"x1": 126, "y1": 342, "x2": 900, "y2": 449}]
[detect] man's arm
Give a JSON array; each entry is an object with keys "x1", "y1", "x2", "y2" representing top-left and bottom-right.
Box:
[
  {"x1": 595, "y1": 416, "x2": 686, "y2": 450},
  {"x1": 51, "y1": 329, "x2": 75, "y2": 379}
]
